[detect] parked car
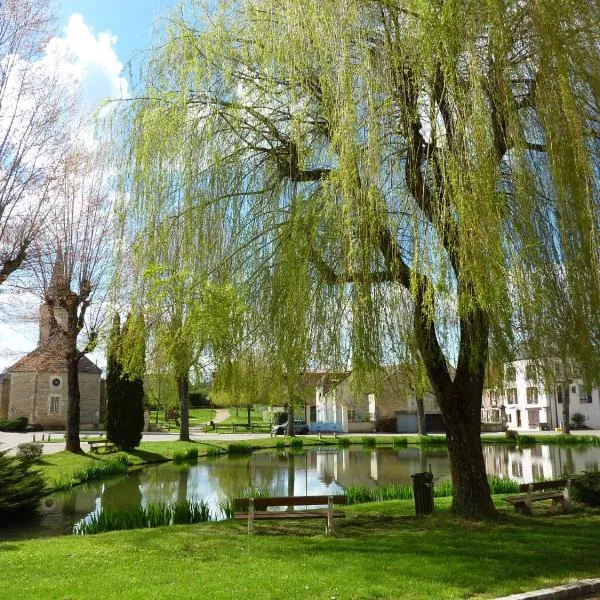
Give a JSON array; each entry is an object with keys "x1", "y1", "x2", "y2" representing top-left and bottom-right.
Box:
[{"x1": 271, "y1": 420, "x2": 310, "y2": 435}]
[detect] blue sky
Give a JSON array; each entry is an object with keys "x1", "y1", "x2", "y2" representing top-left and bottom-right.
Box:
[
  {"x1": 58, "y1": 0, "x2": 175, "y2": 66},
  {"x1": 0, "y1": 2, "x2": 180, "y2": 371}
]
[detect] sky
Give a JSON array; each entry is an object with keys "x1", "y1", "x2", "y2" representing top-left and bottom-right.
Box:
[{"x1": 0, "y1": 1, "x2": 178, "y2": 372}]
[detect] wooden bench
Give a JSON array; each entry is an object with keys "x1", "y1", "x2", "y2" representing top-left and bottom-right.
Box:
[
  {"x1": 88, "y1": 440, "x2": 116, "y2": 454},
  {"x1": 234, "y1": 495, "x2": 347, "y2": 534},
  {"x1": 505, "y1": 479, "x2": 572, "y2": 514}
]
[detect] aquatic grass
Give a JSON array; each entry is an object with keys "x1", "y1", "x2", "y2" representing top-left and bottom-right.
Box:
[
  {"x1": 345, "y1": 476, "x2": 519, "y2": 504},
  {"x1": 76, "y1": 500, "x2": 212, "y2": 534},
  {"x1": 516, "y1": 435, "x2": 536, "y2": 446},
  {"x1": 72, "y1": 455, "x2": 128, "y2": 483},
  {"x1": 392, "y1": 437, "x2": 408, "y2": 447},
  {"x1": 205, "y1": 446, "x2": 224, "y2": 457},
  {"x1": 172, "y1": 447, "x2": 199, "y2": 463},
  {"x1": 275, "y1": 440, "x2": 286, "y2": 450},
  {"x1": 218, "y1": 497, "x2": 235, "y2": 519},
  {"x1": 226, "y1": 442, "x2": 253, "y2": 455},
  {"x1": 417, "y1": 435, "x2": 447, "y2": 446},
  {"x1": 337, "y1": 437, "x2": 351, "y2": 447},
  {"x1": 289, "y1": 438, "x2": 303, "y2": 450},
  {"x1": 362, "y1": 436, "x2": 377, "y2": 448}
]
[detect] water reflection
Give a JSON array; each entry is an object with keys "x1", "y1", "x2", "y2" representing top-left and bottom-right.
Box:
[{"x1": 2, "y1": 444, "x2": 599, "y2": 541}]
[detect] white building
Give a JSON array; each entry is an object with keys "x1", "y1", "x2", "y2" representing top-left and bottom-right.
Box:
[{"x1": 483, "y1": 359, "x2": 600, "y2": 431}]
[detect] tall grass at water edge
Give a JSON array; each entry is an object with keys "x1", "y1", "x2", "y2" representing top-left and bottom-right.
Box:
[
  {"x1": 227, "y1": 442, "x2": 253, "y2": 455},
  {"x1": 72, "y1": 455, "x2": 128, "y2": 483},
  {"x1": 344, "y1": 476, "x2": 519, "y2": 504},
  {"x1": 76, "y1": 499, "x2": 212, "y2": 534},
  {"x1": 172, "y1": 447, "x2": 199, "y2": 462}
]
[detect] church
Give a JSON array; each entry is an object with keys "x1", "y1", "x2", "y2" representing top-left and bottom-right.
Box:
[{"x1": 0, "y1": 267, "x2": 104, "y2": 430}]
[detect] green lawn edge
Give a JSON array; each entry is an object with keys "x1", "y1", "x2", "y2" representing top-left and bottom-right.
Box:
[{"x1": 2, "y1": 497, "x2": 600, "y2": 600}]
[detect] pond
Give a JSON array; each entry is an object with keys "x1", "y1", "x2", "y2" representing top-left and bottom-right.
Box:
[{"x1": 2, "y1": 443, "x2": 599, "y2": 540}]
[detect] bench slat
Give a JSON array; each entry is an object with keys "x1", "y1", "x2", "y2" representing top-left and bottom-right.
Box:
[
  {"x1": 517, "y1": 479, "x2": 569, "y2": 492},
  {"x1": 234, "y1": 495, "x2": 347, "y2": 510},
  {"x1": 234, "y1": 510, "x2": 346, "y2": 520}
]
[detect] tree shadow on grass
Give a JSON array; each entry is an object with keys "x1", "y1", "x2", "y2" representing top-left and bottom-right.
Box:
[{"x1": 125, "y1": 449, "x2": 168, "y2": 463}]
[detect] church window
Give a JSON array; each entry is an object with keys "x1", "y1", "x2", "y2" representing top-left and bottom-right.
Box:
[
  {"x1": 51, "y1": 377, "x2": 61, "y2": 388},
  {"x1": 49, "y1": 396, "x2": 60, "y2": 414}
]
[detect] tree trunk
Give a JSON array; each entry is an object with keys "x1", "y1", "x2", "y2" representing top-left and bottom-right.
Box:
[
  {"x1": 65, "y1": 351, "x2": 82, "y2": 453},
  {"x1": 247, "y1": 404, "x2": 251, "y2": 426},
  {"x1": 442, "y1": 390, "x2": 495, "y2": 518},
  {"x1": 562, "y1": 381, "x2": 570, "y2": 434},
  {"x1": 178, "y1": 374, "x2": 190, "y2": 442},
  {"x1": 286, "y1": 402, "x2": 294, "y2": 436},
  {"x1": 415, "y1": 297, "x2": 496, "y2": 518},
  {"x1": 416, "y1": 391, "x2": 427, "y2": 436}
]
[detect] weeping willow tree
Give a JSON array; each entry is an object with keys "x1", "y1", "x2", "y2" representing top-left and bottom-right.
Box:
[{"x1": 118, "y1": 0, "x2": 600, "y2": 518}]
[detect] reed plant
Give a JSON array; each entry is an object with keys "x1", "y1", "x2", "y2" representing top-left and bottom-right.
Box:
[
  {"x1": 289, "y1": 438, "x2": 304, "y2": 450},
  {"x1": 417, "y1": 435, "x2": 447, "y2": 446},
  {"x1": 337, "y1": 437, "x2": 351, "y2": 447},
  {"x1": 362, "y1": 437, "x2": 377, "y2": 448},
  {"x1": 227, "y1": 442, "x2": 253, "y2": 455},
  {"x1": 173, "y1": 447, "x2": 199, "y2": 462},
  {"x1": 73, "y1": 455, "x2": 128, "y2": 483},
  {"x1": 344, "y1": 476, "x2": 518, "y2": 505},
  {"x1": 205, "y1": 446, "x2": 223, "y2": 457},
  {"x1": 76, "y1": 499, "x2": 212, "y2": 535},
  {"x1": 392, "y1": 437, "x2": 408, "y2": 448}
]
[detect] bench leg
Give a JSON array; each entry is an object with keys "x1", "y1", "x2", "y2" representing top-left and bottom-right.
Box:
[
  {"x1": 248, "y1": 498, "x2": 255, "y2": 534},
  {"x1": 326, "y1": 496, "x2": 334, "y2": 535}
]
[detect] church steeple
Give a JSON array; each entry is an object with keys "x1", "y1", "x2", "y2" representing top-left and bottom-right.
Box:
[{"x1": 39, "y1": 250, "x2": 70, "y2": 345}]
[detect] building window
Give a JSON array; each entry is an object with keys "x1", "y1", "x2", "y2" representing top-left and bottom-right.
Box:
[
  {"x1": 512, "y1": 462, "x2": 523, "y2": 478},
  {"x1": 49, "y1": 396, "x2": 60, "y2": 414},
  {"x1": 525, "y1": 364, "x2": 538, "y2": 381},
  {"x1": 51, "y1": 377, "x2": 61, "y2": 388},
  {"x1": 532, "y1": 463, "x2": 545, "y2": 480},
  {"x1": 506, "y1": 388, "x2": 518, "y2": 405},
  {"x1": 526, "y1": 387, "x2": 539, "y2": 405},
  {"x1": 580, "y1": 386, "x2": 593, "y2": 404},
  {"x1": 505, "y1": 366, "x2": 516, "y2": 382}
]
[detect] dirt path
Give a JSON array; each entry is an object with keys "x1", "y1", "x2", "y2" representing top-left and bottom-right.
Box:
[{"x1": 212, "y1": 409, "x2": 230, "y2": 424}]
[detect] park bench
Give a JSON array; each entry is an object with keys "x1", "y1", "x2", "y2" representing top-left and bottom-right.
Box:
[
  {"x1": 234, "y1": 494, "x2": 347, "y2": 534},
  {"x1": 88, "y1": 440, "x2": 116, "y2": 454},
  {"x1": 505, "y1": 478, "x2": 572, "y2": 514}
]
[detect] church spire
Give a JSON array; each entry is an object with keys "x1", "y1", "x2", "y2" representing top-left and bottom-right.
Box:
[{"x1": 39, "y1": 249, "x2": 70, "y2": 345}]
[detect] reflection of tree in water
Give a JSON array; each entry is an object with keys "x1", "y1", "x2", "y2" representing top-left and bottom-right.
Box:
[
  {"x1": 177, "y1": 466, "x2": 189, "y2": 504},
  {"x1": 287, "y1": 452, "x2": 295, "y2": 498},
  {"x1": 102, "y1": 473, "x2": 143, "y2": 511},
  {"x1": 563, "y1": 448, "x2": 576, "y2": 475},
  {"x1": 138, "y1": 464, "x2": 181, "y2": 506}
]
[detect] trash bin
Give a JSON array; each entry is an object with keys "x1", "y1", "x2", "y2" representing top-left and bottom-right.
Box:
[{"x1": 411, "y1": 471, "x2": 434, "y2": 516}]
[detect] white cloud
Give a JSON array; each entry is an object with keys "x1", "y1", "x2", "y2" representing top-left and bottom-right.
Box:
[{"x1": 45, "y1": 13, "x2": 129, "y2": 109}]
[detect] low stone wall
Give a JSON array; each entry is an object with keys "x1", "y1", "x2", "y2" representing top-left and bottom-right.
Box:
[
  {"x1": 347, "y1": 421, "x2": 376, "y2": 433},
  {"x1": 481, "y1": 422, "x2": 505, "y2": 433}
]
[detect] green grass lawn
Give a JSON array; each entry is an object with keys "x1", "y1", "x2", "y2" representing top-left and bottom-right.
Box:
[{"x1": 2, "y1": 498, "x2": 600, "y2": 599}]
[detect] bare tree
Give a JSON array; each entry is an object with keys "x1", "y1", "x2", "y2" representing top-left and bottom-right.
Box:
[
  {"x1": 0, "y1": 0, "x2": 73, "y2": 285},
  {"x1": 34, "y1": 149, "x2": 112, "y2": 453}
]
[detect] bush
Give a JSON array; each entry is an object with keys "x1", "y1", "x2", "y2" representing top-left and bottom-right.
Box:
[
  {"x1": 16, "y1": 442, "x2": 43, "y2": 461},
  {"x1": 0, "y1": 446, "x2": 46, "y2": 517},
  {"x1": 572, "y1": 472, "x2": 600, "y2": 507},
  {"x1": 571, "y1": 413, "x2": 589, "y2": 429},
  {"x1": 0, "y1": 416, "x2": 28, "y2": 432}
]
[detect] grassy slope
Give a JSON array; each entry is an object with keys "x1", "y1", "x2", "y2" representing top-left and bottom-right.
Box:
[{"x1": 3, "y1": 499, "x2": 600, "y2": 599}]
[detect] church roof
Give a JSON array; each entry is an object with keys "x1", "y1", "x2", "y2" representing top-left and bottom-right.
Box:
[{"x1": 8, "y1": 336, "x2": 102, "y2": 374}]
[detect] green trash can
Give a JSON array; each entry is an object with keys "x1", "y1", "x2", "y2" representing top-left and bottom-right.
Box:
[{"x1": 411, "y1": 472, "x2": 434, "y2": 516}]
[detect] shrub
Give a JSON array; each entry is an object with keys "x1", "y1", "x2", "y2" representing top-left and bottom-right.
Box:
[
  {"x1": 362, "y1": 436, "x2": 377, "y2": 448},
  {"x1": 0, "y1": 446, "x2": 46, "y2": 517},
  {"x1": 227, "y1": 442, "x2": 253, "y2": 455},
  {"x1": 0, "y1": 417, "x2": 28, "y2": 432},
  {"x1": 571, "y1": 413, "x2": 589, "y2": 429},
  {"x1": 572, "y1": 472, "x2": 600, "y2": 507},
  {"x1": 392, "y1": 437, "x2": 408, "y2": 448},
  {"x1": 16, "y1": 442, "x2": 43, "y2": 461}
]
